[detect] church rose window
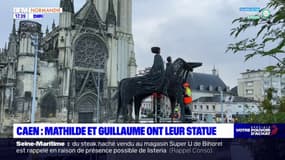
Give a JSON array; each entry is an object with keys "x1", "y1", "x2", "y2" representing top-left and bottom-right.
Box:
[{"x1": 74, "y1": 35, "x2": 107, "y2": 69}]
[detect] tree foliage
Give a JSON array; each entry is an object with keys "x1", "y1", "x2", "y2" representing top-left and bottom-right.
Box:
[
  {"x1": 279, "y1": 97, "x2": 285, "y2": 112},
  {"x1": 227, "y1": 0, "x2": 285, "y2": 74},
  {"x1": 239, "y1": 88, "x2": 285, "y2": 123}
]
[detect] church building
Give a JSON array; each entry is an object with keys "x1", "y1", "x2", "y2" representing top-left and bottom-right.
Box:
[{"x1": 0, "y1": 0, "x2": 136, "y2": 133}]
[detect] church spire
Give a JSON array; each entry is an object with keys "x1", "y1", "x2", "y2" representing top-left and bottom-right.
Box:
[
  {"x1": 212, "y1": 66, "x2": 218, "y2": 76},
  {"x1": 52, "y1": 19, "x2": 56, "y2": 29},
  {"x1": 4, "y1": 42, "x2": 7, "y2": 52},
  {"x1": 106, "y1": 0, "x2": 116, "y2": 26},
  {"x1": 12, "y1": 19, "x2": 16, "y2": 35},
  {"x1": 128, "y1": 51, "x2": 137, "y2": 77},
  {"x1": 46, "y1": 26, "x2": 49, "y2": 34},
  {"x1": 7, "y1": 19, "x2": 18, "y2": 57},
  {"x1": 9, "y1": 20, "x2": 17, "y2": 42},
  {"x1": 128, "y1": 51, "x2": 137, "y2": 67}
]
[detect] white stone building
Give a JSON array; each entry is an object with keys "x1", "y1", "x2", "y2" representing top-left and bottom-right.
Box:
[
  {"x1": 187, "y1": 68, "x2": 231, "y2": 100},
  {"x1": 192, "y1": 95, "x2": 260, "y2": 123},
  {"x1": 140, "y1": 95, "x2": 171, "y2": 118},
  {"x1": 238, "y1": 69, "x2": 285, "y2": 104},
  {"x1": 0, "y1": 0, "x2": 136, "y2": 133}
]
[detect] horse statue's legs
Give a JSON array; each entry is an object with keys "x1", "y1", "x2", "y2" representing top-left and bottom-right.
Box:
[
  {"x1": 116, "y1": 105, "x2": 129, "y2": 123},
  {"x1": 127, "y1": 104, "x2": 131, "y2": 122},
  {"x1": 178, "y1": 93, "x2": 185, "y2": 123},
  {"x1": 116, "y1": 90, "x2": 130, "y2": 123},
  {"x1": 122, "y1": 105, "x2": 128, "y2": 123},
  {"x1": 134, "y1": 98, "x2": 142, "y2": 123},
  {"x1": 115, "y1": 111, "x2": 120, "y2": 123},
  {"x1": 170, "y1": 98, "x2": 176, "y2": 123},
  {"x1": 116, "y1": 89, "x2": 122, "y2": 123}
]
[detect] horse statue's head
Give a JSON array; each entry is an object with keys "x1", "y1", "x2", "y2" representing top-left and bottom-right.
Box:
[{"x1": 171, "y1": 58, "x2": 202, "y2": 84}]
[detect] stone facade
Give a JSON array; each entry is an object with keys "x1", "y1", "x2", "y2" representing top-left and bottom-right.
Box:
[
  {"x1": 238, "y1": 69, "x2": 285, "y2": 103},
  {"x1": 0, "y1": 0, "x2": 136, "y2": 134},
  {"x1": 192, "y1": 96, "x2": 260, "y2": 123}
]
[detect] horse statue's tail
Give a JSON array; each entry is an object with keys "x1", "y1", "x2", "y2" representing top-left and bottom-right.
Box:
[{"x1": 116, "y1": 81, "x2": 122, "y2": 123}]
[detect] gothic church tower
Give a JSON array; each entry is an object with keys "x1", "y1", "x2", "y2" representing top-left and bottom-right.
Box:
[
  {"x1": 0, "y1": 0, "x2": 136, "y2": 131},
  {"x1": 56, "y1": 0, "x2": 136, "y2": 123}
]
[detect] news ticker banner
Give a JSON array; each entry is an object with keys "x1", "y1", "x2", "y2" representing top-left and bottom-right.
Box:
[
  {"x1": 13, "y1": 7, "x2": 62, "y2": 20},
  {"x1": 13, "y1": 123, "x2": 285, "y2": 139},
  {"x1": 14, "y1": 124, "x2": 232, "y2": 139}
]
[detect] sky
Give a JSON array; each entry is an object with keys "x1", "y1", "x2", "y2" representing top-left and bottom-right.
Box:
[{"x1": 0, "y1": 0, "x2": 276, "y2": 88}]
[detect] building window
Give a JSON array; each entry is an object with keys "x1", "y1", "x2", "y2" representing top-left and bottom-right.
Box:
[
  {"x1": 200, "y1": 105, "x2": 203, "y2": 110},
  {"x1": 209, "y1": 85, "x2": 213, "y2": 91},
  {"x1": 194, "y1": 105, "x2": 197, "y2": 110},
  {"x1": 212, "y1": 105, "x2": 215, "y2": 111},
  {"x1": 199, "y1": 114, "x2": 203, "y2": 121},
  {"x1": 41, "y1": 93, "x2": 56, "y2": 118},
  {"x1": 74, "y1": 35, "x2": 107, "y2": 69},
  {"x1": 246, "y1": 81, "x2": 253, "y2": 87},
  {"x1": 264, "y1": 81, "x2": 270, "y2": 87},
  {"x1": 204, "y1": 114, "x2": 208, "y2": 121},
  {"x1": 206, "y1": 105, "x2": 209, "y2": 110},
  {"x1": 199, "y1": 85, "x2": 204, "y2": 91},
  {"x1": 246, "y1": 89, "x2": 253, "y2": 95},
  {"x1": 218, "y1": 86, "x2": 222, "y2": 92}
]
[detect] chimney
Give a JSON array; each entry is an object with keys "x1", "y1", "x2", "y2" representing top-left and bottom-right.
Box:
[{"x1": 212, "y1": 66, "x2": 218, "y2": 76}]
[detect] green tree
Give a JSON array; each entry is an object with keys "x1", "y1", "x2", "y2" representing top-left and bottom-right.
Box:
[
  {"x1": 238, "y1": 88, "x2": 285, "y2": 123},
  {"x1": 279, "y1": 97, "x2": 285, "y2": 112},
  {"x1": 227, "y1": 0, "x2": 285, "y2": 74},
  {"x1": 262, "y1": 88, "x2": 274, "y2": 114}
]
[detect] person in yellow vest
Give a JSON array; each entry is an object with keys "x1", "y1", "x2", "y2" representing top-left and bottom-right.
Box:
[
  {"x1": 172, "y1": 105, "x2": 181, "y2": 120},
  {"x1": 174, "y1": 106, "x2": 179, "y2": 118},
  {"x1": 183, "y1": 82, "x2": 192, "y2": 104}
]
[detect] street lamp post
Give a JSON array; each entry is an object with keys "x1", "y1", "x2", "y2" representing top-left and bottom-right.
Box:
[
  {"x1": 220, "y1": 90, "x2": 224, "y2": 123},
  {"x1": 153, "y1": 93, "x2": 157, "y2": 123},
  {"x1": 31, "y1": 34, "x2": 39, "y2": 123}
]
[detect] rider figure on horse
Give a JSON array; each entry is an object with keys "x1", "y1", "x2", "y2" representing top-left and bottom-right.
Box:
[
  {"x1": 138, "y1": 47, "x2": 165, "y2": 92},
  {"x1": 149, "y1": 47, "x2": 164, "y2": 76},
  {"x1": 162, "y1": 56, "x2": 174, "y2": 95}
]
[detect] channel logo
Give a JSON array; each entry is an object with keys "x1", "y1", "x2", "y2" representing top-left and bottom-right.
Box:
[
  {"x1": 260, "y1": 9, "x2": 271, "y2": 19},
  {"x1": 32, "y1": 14, "x2": 44, "y2": 19},
  {"x1": 250, "y1": 125, "x2": 271, "y2": 136},
  {"x1": 239, "y1": 7, "x2": 271, "y2": 20},
  {"x1": 13, "y1": 7, "x2": 61, "y2": 20},
  {"x1": 271, "y1": 125, "x2": 278, "y2": 136}
]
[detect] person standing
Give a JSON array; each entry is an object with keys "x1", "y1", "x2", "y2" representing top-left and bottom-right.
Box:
[{"x1": 183, "y1": 82, "x2": 192, "y2": 105}]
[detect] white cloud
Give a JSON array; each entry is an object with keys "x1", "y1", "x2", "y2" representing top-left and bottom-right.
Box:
[
  {"x1": 0, "y1": 0, "x2": 275, "y2": 88},
  {"x1": 133, "y1": 0, "x2": 271, "y2": 88}
]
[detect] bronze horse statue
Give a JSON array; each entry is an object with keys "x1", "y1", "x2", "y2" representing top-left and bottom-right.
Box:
[{"x1": 116, "y1": 57, "x2": 201, "y2": 123}]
